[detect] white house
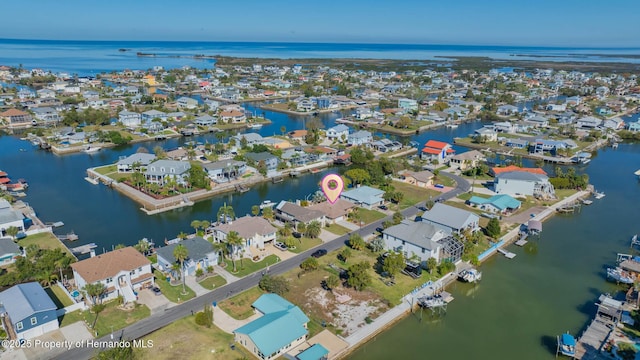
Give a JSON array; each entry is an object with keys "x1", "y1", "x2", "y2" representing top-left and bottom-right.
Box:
[
  {"x1": 70, "y1": 247, "x2": 154, "y2": 304},
  {"x1": 176, "y1": 97, "x2": 198, "y2": 109},
  {"x1": 421, "y1": 203, "x2": 479, "y2": 235},
  {"x1": 347, "y1": 130, "x2": 373, "y2": 146},
  {"x1": 0, "y1": 199, "x2": 25, "y2": 237},
  {"x1": 398, "y1": 98, "x2": 419, "y2": 112},
  {"x1": 212, "y1": 216, "x2": 277, "y2": 255},
  {"x1": 144, "y1": 159, "x2": 191, "y2": 186},
  {"x1": 203, "y1": 160, "x2": 247, "y2": 182},
  {"x1": 494, "y1": 171, "x2": 555, "y2": 199},
  {"x1": 118, "y1": 111, "x2": 141, "y2": 127},
  {"x1": 382, "y1": 220, "x2": 463, "y2": 264},
  {"x1": 326, "y1": 124, "x2": 350, "y2": 141}
]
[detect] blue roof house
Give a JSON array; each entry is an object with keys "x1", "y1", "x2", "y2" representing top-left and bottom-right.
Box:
[
  {"x1": 468, "y1": 194, "x2": 522, "y2": 214},
  {"x1": 340, "y1": 186, "x2": 385, "y2": 209},
  {"x1": 0, "y1": 282, "x2": 59, "y2": 340},
  {"x1": 234, "y1": 294, "x2": 310, "y2": 360}
]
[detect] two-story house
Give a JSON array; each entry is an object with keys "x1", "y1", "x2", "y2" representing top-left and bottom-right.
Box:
[
  {"x1": 347, "y1": 130, "x2": 373, "y2": 146},
  {"x1": 0, "y1": 282, "x2": 59, "y2": 340},
  {"x1": 156, "y1": 237, "x2": 217, "y2": 277},
  {"x1": 326, "y1": 124, "x2": 350, "y2": 142},
  {"x1": 421, "y1": 203, "x2": 480, "y2": 235},
  {"x1": 382, "y1": 220, "x2": 463, "y2": 265},
  {"x1": 116, "y1": 153, "x2": 157, "y2": 173},
  {"x1": 203, "y1": 160, "x2": 247, "y2": 182},
  {"x1": 144, "y1": 159, "x2": 191, "y2": 186},
  {"x1": 212, "y1": 216, "x2": 277, "y2": 255},
  {"x1": 118, "y1": 111, "x2": 142, "y2": 128}
]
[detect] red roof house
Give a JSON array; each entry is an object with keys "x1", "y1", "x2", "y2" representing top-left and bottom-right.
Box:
[{"x1": 421, "y1": 140, "x2": 454, "y2": 164}]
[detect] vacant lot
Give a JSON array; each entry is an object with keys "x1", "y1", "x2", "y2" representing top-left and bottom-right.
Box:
[{"x1": 218, "y1": 287, "x2": 263, "y2": 320}]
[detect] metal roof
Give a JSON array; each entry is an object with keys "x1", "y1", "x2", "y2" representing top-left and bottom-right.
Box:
[
  {"x1": 0, "y1": 282, "x2": 56, "y2": 323},
  {"x1": 421, "y1": 203, "x2": 478, "y2": 231},
  {"x1": 156, "y1": 237, "x2": 214, "y2": 264}
]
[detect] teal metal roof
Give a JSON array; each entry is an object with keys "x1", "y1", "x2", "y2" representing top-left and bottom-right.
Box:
[
  {"x1": 252, "y1": 293, "x2": 296, "y2": 314},
  {"x1": 235, "y1": 311, "x2": 307, "y2": 357},
  {"x1": 469, "y1": 194, "x2": 520, "y2": 211},
  {"x1": 296, "y1": 344, "x2": 329, "y2": 360}
]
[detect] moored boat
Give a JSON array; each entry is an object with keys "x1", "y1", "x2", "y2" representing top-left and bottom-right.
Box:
[
  {"x1": 607, "y1": 267, "x2": 634, "y2": 284},
  {"x1": 593, "y1": 190, "x2": 605, "y2": 199},
  {"x1": 557, "y1": 332, "x2": 576, "y2": 357},
  {"x1": 247, "y1": 123, "x2": 263, "y2": 129},
  {"x1": 458, "y1": 268, "x2": 482, "y2": 283},
  {"x1": 83, "y1": 146, "x2": 102, "y2": 154}
]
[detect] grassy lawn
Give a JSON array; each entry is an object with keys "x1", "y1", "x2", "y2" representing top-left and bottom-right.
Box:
[
  {"x1": 462, "y1": 236, "x2": 493, "y2": 262},
  {"x1": 357, "y1": 208, "x2": 387, "y2": 224},
  {"x1": 94, "y1": 164, "x2": 117, "y2": 175},
  {"x1": 45, "y1": 286, "x2": 73, "y2": 308},
  {"x1": 198, "y1": 275, "x2": 227, "y2": 290},
  {"x1": 218, "y1": 287, "x2": 264, "y2": 320},
  {"x1": 224, "y1": 254, "x2": 279, "y2": 278},
  {"x1": 18, "y1": 232, "x2": 73, "y2": 256},
  {"x1": 391, "y1": 181, "x2": 441, "y2": 209},
  {"x1": 153, "y1": 270, "x2": 196, "y2": 303},
  {"x1": 139, "y1": 317, "x2": 254, "y2": 360},
  {"x1": 554, "y1": 189, "x2": 578, "y2": 200},
  {"x1": 324, "y1": 223, "x2": 351, "y2": 236},
  {"x1": 59, "y1": 301, "x2": 150, "y2": 337},
  {"x1": 434, "y1": 175, "x2": 456, "y2": 187},
  {"x1": 288, "y1": 237, "x2": 323, "y2": 254}
]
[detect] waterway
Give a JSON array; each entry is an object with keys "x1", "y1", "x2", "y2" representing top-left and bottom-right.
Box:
[{"x1": 349, "y1": 142, "x2": 640, "y2": 359}]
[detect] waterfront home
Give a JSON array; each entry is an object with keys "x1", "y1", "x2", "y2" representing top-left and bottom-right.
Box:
[
  {"x1": 339, "y1": 185, "x2": 385, "y2": 210},
  {"x1": 220, "y1": 110, "x2": 246, "y2": 123},
  {"x1": 347, "y1": 130, "x2": 373, "y2": 146},
  {"x1": 490, "y1": 165, "x2": 547, "y2": 177},
  {"x1": 204, "y1": 99, "x2": 220, "y2": 110},
  {"x1": 234, "y1": 294, "x2": 310, "y2": 360},
  {"x1": 195, "y1": 114, "x2": 217, "y2": 126},
  {"x1": 504, "y1": 138, "x2": 529, "y2": 149},
  {"x1": 421, "y1": 140, "x2": 454, "y2": 164},
  {"x1": 398, "y1": 98, "x2": 419, "y2": 112},
  {"x1": 529, "y1": 139, "x2": 577, "y2": 155},
  {"x1": 0, "y1": 282, "x2": 59, "y2": 340},
  {"x1": 627, "y1": 121, "x2": 640, "y2": 132},
  {"x1": 203, "y1": 160, "x2": 247, "y2": 182},
  {"x1": 116, "y1": 153, "x2": 157, "y2": 173},
  {"x1": 468, "y1": 194, "x2": 521, "y2": 214},
  {"x1": 70, "y1": 247, "x2": 153, "y2": 304},
  {"x1": 576, "y1": 116, "x2": 602, "y2": 129},
  {"x1": 326, "y1": 124, "x2": 350, "y2": 142},
  {"x1": 493, "y1": 121, "x2": 517, "y2": 133},
  {"x1": 31, "y1": 107, "x2": 61, "y2": 125},
  {"x1": 0, "y1": 237, "x2": 23, "y2": 265},
  {"x1": 603, "y1": 117, "x2": 625, "y2": 131},
  {"x1": 141, "y1": 109, "x2": 167, "y2": 122},
  {"x1": 546, "y1": 103, "x2": 567, "y2": 112},
  {"x1": 497, "y1": 104, "x2": 519, "y2": 116},
  {"x1": 144, "y1": 159, "x2": 191, "y2": 186},
  {"x1": 449, "y1": 150, "x2": 486, "y2": 171},
  {"x1": 421, "y1": 203, "x2": 480, "y2": 235},
  {"x1": 282, "y1": 148, "x2": 311, "y2": 167},
  {"x1": 371, "y1": 138, "x2": 402, "y2": 153},
  {"x1": 473, "y1": 127, "x2": 498, "y2": 142},
  {"x1": 212, "y1": 216, "x2": 277, "y2": 255},
  {"x1": 0, "y1": 199, "x2": 26, "y2": 236},
  {"x1": 354, "y1": 107, "x2": 373, "y2": 120},
  {"x1": 289, "y1": 130, "x2": 308, "y2": 142},
  {"x1": 118, "y1": 110, "x2": 142, "y2": 127},
  {"x1": 494, "y1": 171, "x2": 555, "y2": 198},
  {"x1": 166, "y1": 111, "x2": 186, "y2": 121},
  {"x1": 307, "y1": 199, "x2": 356, "y2": 224},
  {"x1": 275, "y1": 201, "x2": 326, "y2": 228},
  {"x1": 176, "y1": 96, "x2": 198, "y2": 109},
  {"x1": 0, "y1": 109, "x2": 33, "y2": 127},
  {"x1": 399, "y1": 170, "x2": 434, "y2": 188},
  {"x1": 296, "y1": 99, "x2": 315, "y2": 112},
  {"x1": 232, "y1": 133, "x2": 264, "y2": 146},
  {"x1": 245, "y1": 152, "x2": 279, "y2": 172},
  {"x1": 156, "y1": 237, "x2": 217, "y2": 277},
  {"x1": 525, "y1": 114, "x2": 549, "y2": 128},
  {"x1": 382, "y1": 220, "x2": 463, "y2": 265},
  {"x1": 37, "y1": 88, "x2": 56, "y2": 98}
]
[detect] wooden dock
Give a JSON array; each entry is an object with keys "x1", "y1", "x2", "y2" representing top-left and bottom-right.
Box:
[
  {"x1": 497, "y1": 248, "x2": 516, "y2": 259},
  {"x1": 574, "y1": 318, "x2": 612, "y2": 359},
  {"x1": 70, "y1": 243, "x2": 97, "y2": 255}
]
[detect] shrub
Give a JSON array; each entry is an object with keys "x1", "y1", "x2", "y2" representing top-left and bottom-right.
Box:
[
  {"x1": 195, "y1": 312, "x2": 208, "y2": 326},
  {"x1": 195, "y1": 268, "x2": 204, "y2": 277}
]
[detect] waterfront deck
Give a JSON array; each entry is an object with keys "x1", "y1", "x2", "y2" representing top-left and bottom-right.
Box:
[
  {"x1": 575, "y1": 318, "x2": 612, "y2": 359},
  {"x1": 497, "y1": 248, "x2": 516, "y2": 259}
]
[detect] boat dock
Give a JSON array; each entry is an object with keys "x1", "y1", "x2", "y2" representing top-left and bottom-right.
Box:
[
  {"x1": 497, "y1": 248, "x2": 516, "y2": 259},
  {"x1": 46, "y1": 221, "x2": 65, "y2": 228},
  {"x1": 514, "y1": 232, "x2": 528, "y2": 246},
  {"x1": 70, "y1": 243, "x2": 97, "y2": 255},
  {"x1": 56, "y1": 232, "x2": 78, "y2": 241},
  {"x1": 574, "y1": 319, "x2": 612, "y2": 359}
]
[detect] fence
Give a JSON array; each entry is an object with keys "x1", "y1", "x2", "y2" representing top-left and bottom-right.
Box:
[{"x1": 477, "y1": 239, "x2": 506, "y2": 262}]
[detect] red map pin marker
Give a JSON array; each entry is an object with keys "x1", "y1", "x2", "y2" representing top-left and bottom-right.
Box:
[{"x1": 321, "y1": 174, "x2": 344, "y2": 204}]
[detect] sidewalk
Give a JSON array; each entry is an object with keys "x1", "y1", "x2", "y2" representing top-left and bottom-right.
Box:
[
  {"x1": 214, "y1": 264, "x2": 240, "y2": 283},
  {"x1": 184, "y1": 275, "x2": 209, "y2": 296},
  {"x1": 213, "y1": 305, "x2": 261, "y2": 333}
]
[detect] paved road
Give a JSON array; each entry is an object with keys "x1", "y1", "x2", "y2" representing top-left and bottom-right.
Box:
[{"x1": 56, "y1": 173, "x2": 469, "y2": 360}]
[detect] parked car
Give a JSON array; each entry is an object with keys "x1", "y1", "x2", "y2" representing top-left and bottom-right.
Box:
[
  {"x1": 292, "y1": 232, "x2": 302, "y2": 238},
  {"x1": 151, "y1": 286, "x2": 162, "y2": 296},
  {"x1": 274, "y1": 242, "x2": 288, "y2": 251},
  {"x1": 418, "y1": 206, "x2": 428, "y2": 211},
  {"x1": 378, "y1": 205, "x2": 388, "y2": 210},
  {"x1": 311, "y1": 249, "x2": 327, "y2": 258}
]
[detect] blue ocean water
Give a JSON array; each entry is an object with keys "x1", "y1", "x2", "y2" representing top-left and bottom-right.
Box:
[{"x1": 0, "y1": 38, "x2": 639, "y2": 75}]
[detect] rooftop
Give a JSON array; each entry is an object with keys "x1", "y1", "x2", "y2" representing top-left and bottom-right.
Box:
[
  {"x1": 214, "y1": 216, "x2": 277, "y2": 239},
  {"x1": 70, "y1": 247, "x2": 150, "y2": 283},
  {"x1": 0, "y1": 282, "x2": 56, "y2": 322}
]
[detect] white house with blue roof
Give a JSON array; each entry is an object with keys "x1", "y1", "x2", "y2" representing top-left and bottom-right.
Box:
[
  {"x1": 0, "y1": 282, "x2": 59, "y2": 340},
  {"x1": 468, "y1": 194, "x2": 521, "y2": 215},
  {"x1": 340, "y1": 186, "x2": 385, "y2": 209},
  {"x1": 234, "y1": 293, "x2": 310, "y2": 360}
]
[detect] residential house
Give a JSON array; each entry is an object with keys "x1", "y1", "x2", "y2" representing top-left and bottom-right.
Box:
[
  {"x1": 233, "y1": 133, "x2": 264, "y2": 146},
  {"x1": 370, "y1": 138, "x2": 402, "y2": 153},
  {"x1": 176, "y1": 97, "x2": 198, "y2": 109},
  {"x1": 627, "y1": 121, "x2": 640, "y2": 132},
  {"x1": 529, "y1": 139, "x2": 577, "y2": 155},
  {"x1": 576, "y1": 116, "x2": 602, "y2": 129},
  {"x1": 36, "y1": 88, "x2": 56, "y2": 98},
  {"x1": 505, "y1": 138, "x2": 529, "y2": 149},
  {"x1": 141, "y1": 109, "x2": 167, "y2": 122},
  {"x1": 421, "y1": 140, "x2": 454, "y2": 164},
  {"x1": 245, "y1": 152, "x2": 279, "y2": 172},
  {"x1": 382, "y1": 220, "x2": 463, "y2": 265},
  {"x1": 354, "y1": 107, "x2": 373, "y2": 120},
  {"x1": 144, "y1": 159, "x2": 191, "y2": 186},
  {"x1": 0, "y1": 109, "x2": 33, "y2": 127},
  {"x1": 0, "y1": 237, "x2": 23, "y2": 265},
  {"x1": 339, "y1": 186, "x2": 385, "y2": 210},
  {"x1": 118, "y1": 111, "x2": 142, "y2": 128},
  {"x1": 275, "y1": 201, "x2": 326, "y2": 228},
  {"x1": 421, "y1": 203, "x2": 479, "y2": 235},
  {"x1": 156, "y1": 237, "x2": 217, "y2": 277},
  {"x1": 31, "y1": 107, "x2": 60, "y2": 124},
  {"x1": 603, "y1": 117, "x2": 624, "y2": 131},
  {"x1": 0, "y1": 199, "x2": 26, "y2": 236},
  {"x1": 497, "y1": 104, "x2": 519, "y2": 116},
  {"x1": 234, "y1": 294, "x2": 310, "y2": 360},
  {"x1": 473, "y1": 127, "x2": 498, "y2": 142},
  {"x1": 494, "y1": 171, "x2": 555, "y2": 198},
  {"x1": 399, "y1": 170, "x2": 434, "y2": 188},
  {"x1": 307, "y1": 199, "x2": 356, "y2": 224},
  {"x1": 71, "y1": 247, "x2": 153, "y2": 304},
  {"x1": 203, "y1": 160, "x2": 247, "y2": 182},
  {"x1": 116, "y1": 153, "x2": 157, "y2": 173},
  {"x1": 220, "y1": 110, "x2": 246, "y2": 123},
  {"x1": 297, "y1": 99, "x2": 315, "y2": 112},
  {"x1": 526, "y1": 115, "x2": 549, "y2": 127},
  {"x1": 326, "y1": 124, "x2": 350, "y2": 142},
  {"x1": 493, "y1": 121, "x2": 517, "y2": 133},
  {"x1": 347, "y1": 130, "x2": 373, "y2": 146},
  {"x1": 212, "y1": 216, "x2": 277, "y2": 254},
  {"x1": 468, "y1": 194, "x2": 521, "y2": 214},
  {"x1": 195, "y1": 114, "x2": 217, "y2": 126},
  {"x1": 289, "y1": 130, "x2": 308, "y2": 142},
  {"x1": 0, "y1": 282, "x2": 59, "y2": 340},
  {"x1": 398, "y1": 98, "x2": 419, "y2": 112},
  {"x1": 449, "y1": 150, "x2": 485, "y2": 171}
]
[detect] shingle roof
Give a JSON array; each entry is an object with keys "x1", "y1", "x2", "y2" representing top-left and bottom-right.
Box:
[
  {"x1": 496, "y1": 171, "x2": 548, "y2": 182},
  {"x1": 70, "y1": 247, "x2": 150, "y2": 283},
  {"x1": 422, "y1": 203, "x2": 478, "y2": 231},
  {"x1": 383, "y1": 220, "x2": 444, "y2": 250},
  {"x1": 156, "y1": 237, "x2": 214, "y2": 264},
  {"x1": 276, "y1": 201, "x2": 325, "y2": 223},
  {"x1": 0, "y1": 208, "x2": 23, "y2": 225},
  {"x1": 214, "y1": 216, "x2": 276, "y2": 239},
  {"x1": 0, "y1": 282, "x2": 56, "y2": 322},
  {"x1": 307, "y1": 199, "x2": 355, "y2": 219},
  {"x1": 116, "y1": 153, "x2": 156, "y2": 166},
  {"x1": 340, "y1": 186, "x2": 385, "y2": 206},
  {"x1": 0, "y1": 238, "x2": 21, "y2": 256}
]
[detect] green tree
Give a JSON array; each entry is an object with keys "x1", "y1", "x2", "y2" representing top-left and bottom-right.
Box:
[
  {"x1": 305, "y1": 220, "x2": 322, "y2": 238},
  {"x1": 217, "y1": 203, "x2": 235, "y2": 223},
  {"x1": 340, "y1": 247, "x2": 352, "y2": 262},
  {"x1": 348, "y1": 233, "x2": 366, "y2": 250},
  {"x1": 392, "y1": 211, "x2": 404, "y2": 225},
  {"x1": 369, "y1": 237, "x2": 385, "y2": 252},
  {"x1": 251, "y1": 205, "x2": 260, "y2": 216},
  {"x1": 382, "y1": 252, "x2": 405, "y2": 279},
  {"x1": 262, "y1": 207, "x2": 274, "y2": 220},
  {"x1": 296, "y1": 222, "x2": 306, "y2": 235},
  {"x1": 300, "y1": 257, "x2": 319, "y2": 272},
  {"x1": 190, "y1": 220, "x2": 202, "y2": 234},
  {"x1": 187, "y1": 164, "x2": 210, "y2": 190},
  {"x1": 346, "y1": 261, "x2": 372, "y2": 291},
  {"x1": 83, "y1": 282, "x2": 107, "y2": 329},
  {"x1": 134, "y1": 239, "x2": 150, "y2": 255},
  {"x1": 94, "y1": 341, "x2": 137, "y2": 360},
  {"x1": 212, "y1": 241, "x2": 229, "y2": 264},
  {"x1": 426, "y1": 257, "x2": 438, "y2": 274},
  {"x1": 226, "y1": 231, "x2": 244, "y2": 272},
  {"x1": 259, "y1": 275, "x2": 290, "y2": 295},
  {"x1": 485, "y1": 218, "x2": 501, "y2": 239},
  {"x1": 4, "y1": 226, "x2": 19, "y2": 240},
  {"x1": 344, "y1": 168, "x2": 371, "y2": 186},
  {"x1": 173, "y1": 244, "x2": 189, "y2": 295},
  {"x1": 325, "y1": 274, "x2": 340, "y2": 291}
]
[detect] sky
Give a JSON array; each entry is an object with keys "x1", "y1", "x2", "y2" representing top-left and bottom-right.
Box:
[{"x1": 2, "y1": 0, "x2": 639, "y2": 47}]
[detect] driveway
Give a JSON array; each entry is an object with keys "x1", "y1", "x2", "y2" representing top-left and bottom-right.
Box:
[
  {"x1": 5, "y1": 322, "x2": 93, "y2": 360},
  {"x1": 137, "y1": 288, "x2": 172, "y2": 314}
]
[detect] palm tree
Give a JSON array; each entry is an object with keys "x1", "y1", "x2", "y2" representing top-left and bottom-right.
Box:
[
  {"x1": 212, "y1": 241, "x2": 229, "y2": 265},
  {"x1": 5, "y1": 226, "x2": 19, "y2": 240},
  {"x1": 190, "y1": 220, "x2": 202, "y2": 234},
  {"x1": 296, "y1": 222, "x2": 306, "y2": 237},
  {"x1": 306, "y1": 221, "x2": 322, "y2": 238},
  {"x1": 54, "y1": 254, "x2": 72, "y2": 284},
  {"x1": 177, "y1": 231, "x2": 188, "y2": 240},
  {"x1": 36, "y1": 270, "x2": 57, "y2": 287},
  {"x1": 217, "y1": 203, "x2": 235, "y2": 224},
  {"x1": 134, "y1": 239, "x2": 151, "y2": 256},
  {"x1": 226, "y1": 231, "x2": 244, "y2": 272},
  {"x1": 173, "y1": 244, "x2": 189, "y2": 295},
  {"x1": 83, "y1": 282, "x2": 107, "y2": 329}
]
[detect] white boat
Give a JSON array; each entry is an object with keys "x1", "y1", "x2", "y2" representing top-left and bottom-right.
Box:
[
  {"x1": 445, "y1": 123, "x2": 459, "y2": 129},
  {"x1": 593, "y1": 190, "x2": 605, "y2": 199},
  {"x1": 634, "y1": 169, "x2": 640, "y2": 180},
  {"x1": 83, "y1": 146, "x2": 102, "y2": 154},
  {"x1": 259, "y1": 200, "x2": 276, "y2": 209},
  {"x1": 247, "y1": 123, "x2": 263, "y2": 129},
  {"x1": 607, "y1": 267, "x2": 634, "y2": 284},
  {"x1": 458, "y1": 269, "x2": 482, "y2": 283}
]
